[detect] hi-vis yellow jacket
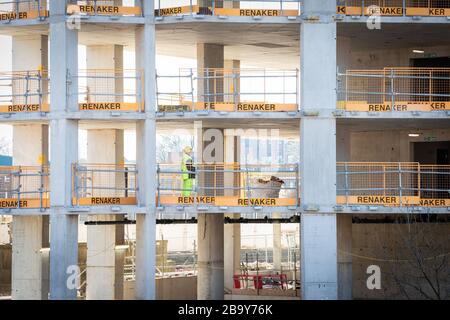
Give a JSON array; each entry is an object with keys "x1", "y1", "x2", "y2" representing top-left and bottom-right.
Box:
[{"x1": 181, "y1": 153, "x2": 193, "y2": 181}]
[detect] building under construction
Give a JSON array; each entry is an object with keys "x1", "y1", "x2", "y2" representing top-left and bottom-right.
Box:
[{"x1": 0, "y1": 0, "x2": 449, "y2": 300}]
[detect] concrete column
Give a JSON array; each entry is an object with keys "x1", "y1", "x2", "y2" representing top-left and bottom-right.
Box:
[
  {"x1": 337, "y1": 37, "x2": 352, "y2": 73},
  {"x1": 196, "y1": 44, "x2": 228, "y2": 300},
  {"x1": 12, "y1": 35, "x2": 48, "y2": 71},
  {"x1": 197, "y1": 127, "x2": 225, "y2": 299},
  {"x1": 135, "y1": 120, "x2": 156, "y2": 300},
  {"x1": 197, "y1": 148, "x2": 225, "y2": 299},
  {"x1": 337, "y1": 215, "x2": 352, "y2": 300},
  {"x1": 85, "y1": 215, "x2": 116, "y2": 300},
  {"x1": 85, "y1": 129, "x2": 124, "y2": 300},
  {"x1": 86, "y1": 45, "x2": 123, "y2": 103},
  {"x1": 11, "y1": 125, "x2": 49, "y2": 300},
  {"x1": 337, "y1": 127, "x2": 351, "y2": 162},
  {"x1": 49, "y1": 1, "x2": 79, "y2": 300},
  {"x1": 198, "y1": 213, "x2": 224, "y2": 300},
  {"x1": 272, "y1": 213, "x2": 282, "y2": 271},
  {"x1": 336, "y1": 127, "x2": 352, "y2": 300},
  {"x1": 224, "y1": 60, "x2": 240, "y2": 104},
  {"x1": 84, "y1": 43, "x2": 126, "y2": 299},
  {"x1": 197, "y1": 44, "x2": 224, "y2": 104},
  {"x1": 10, "y1": 34, "x2": 49, "y2": 300},
  {"x1": 300, "y1": 0, "x2": 338, "y2": 300},
  {"x1": 223, "y1": 132, "x2": 240, "y2": 292},
  {"x1": 199, "y1": 1, "x2": 240, "y2": 8},
  {"x1": 223, "y1": 1, "x2": 240, "y2": 9},
  {"x1": 224, "y1": 215, "x2": 240, "y2": 292},
  {"x1": 134, "y1": 2, "x2": 157, "y2": 299}
]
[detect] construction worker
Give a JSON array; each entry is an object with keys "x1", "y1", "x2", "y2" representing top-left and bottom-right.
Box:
[{"x1": 181, "y1": 146, "x2": 195, "y2": 196}]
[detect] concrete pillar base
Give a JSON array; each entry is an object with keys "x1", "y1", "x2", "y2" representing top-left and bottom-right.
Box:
[
  {"x1": 337, "y1": 215, "x2": 353, "y2": 300},
  {"x1": 197, "y1": 213, "x2": 224, "y2": 300}
]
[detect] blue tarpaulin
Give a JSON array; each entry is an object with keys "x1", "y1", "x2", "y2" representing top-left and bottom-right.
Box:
[{"x1": 0, "y1": 155, "x2": 12, "y2": 166}]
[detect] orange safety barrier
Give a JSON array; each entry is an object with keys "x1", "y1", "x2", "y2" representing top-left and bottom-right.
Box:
[
  {"x1": 337, "y1": 0, "x2": 450, "y2": 16},
  {"x1": 337, "y1": 68, "x2": 450, "y2": 112},
  {"x1": 157, "y1": 68, "x2": 298, "y2": 113}
]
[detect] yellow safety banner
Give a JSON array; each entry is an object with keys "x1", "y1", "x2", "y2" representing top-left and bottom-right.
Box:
[
  {"x1": 0, "y1": 10, "x2": 49, "y2": 21},
  {"x1": 69, "y1": 5, "x2": 142, "y2": 15},
  {"x1": 418, "y1": 199, "x2": 450, "y2": 207},
  {"x1": 340, "y1": 101, "x2": 450, "y2": 112},
  {"x1": 216, "y1": 197, "x2": 297, "y2": 207},
  {"x1": 0, "y1": 198, "x2": 49, "y2": 209},
  {"x1": 213, "y1": 8, "x2": 298, "y2": 17},
  {"x1": 0, "y1": 104, "x2": 49, "y2": 113},
  {"x1": 79, "y1": 102, "x2": 140, "y2": 111},
  {"x1": 155, "y1": 5, "x2": 199, "y2": 16},
  {"x1": 159, "y1": 195, "x2": 297, "y2": 207},
  {"x1": 76, "y1": 197, "x2": 137, "y2": 206},
  {"x1": 190, "y1": 102, "x2": 297, "y2": 112},
  {"x1": 336, "y1": 6, "x2": 361, "y2": 15},
  {"x1": 336, "y1": 6, "x2": 403, "y2": 16},
  {"x1": 235, "y1": 103, "x2": 297, "y2": 112},
  {"x1": 336, "y1": 195, "x2": 420, "y2": 206},
  {"x1": 406, "y1": 8, "x2": 450, "y2": 16},
  {"x1": 365, "y1": 7, "x2": 403, "y2": 16},
  {"x1": 160, "y1": 196, "x2": 216, "y2": 205}
]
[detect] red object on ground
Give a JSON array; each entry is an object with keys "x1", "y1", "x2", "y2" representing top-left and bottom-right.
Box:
[
  {"x1": 233, "y1": 275, "x2": 241, "y2": 289},
  {"x1": 233, "y1": 274, "x2": 288, "y2": 289}
]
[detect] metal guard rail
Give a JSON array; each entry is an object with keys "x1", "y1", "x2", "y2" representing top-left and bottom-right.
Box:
[
  {"x1": 157, "y1": 163, "x2": 299, "y2": 207},
  {"x1": 67, "y1": 0, "x2": 142, "y2": 16},
  {"x1": 337, "y1": 68, "x2": 450, "y2": 112},
  {"x1": 0, "y1": 0, "x2": 48, "y2": 21},
  {"x1": 72, "y1": 163, "x2": 138, "y2": 206},
  {"x1": 1, "y1": 162, "x2": 448, "y2": 209},
  {"x1": 337, "y1": 162, "x2": 450, "y2": 206},
  {"x1": 155, "y1": 0, "x2": 300, "y2": 17},
  {"x1": 0, "y1": 70, "x2": 49, "y2": 113},
  {"x1": 157, "y1": 68, "x2": 299, "y2": 113},
  {"x1": 72, "y1": 69, "x2": 144, "y2": 112},
  {"x1": 0, "y1": 166, "x2": 49, "y2": 209},
  {"x1": 0, "y1": 68, "x2": 143, "y2": 113}
]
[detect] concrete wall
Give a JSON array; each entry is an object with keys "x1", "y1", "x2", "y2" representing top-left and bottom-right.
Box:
[
  {"x1": 352, "y1": 222, "x2": 450, "y2": 300},
  {"x1": 0, "y1": 245, "x2": 11, "y2": 296},
  {"x1": 0, "y1": 223, "x2": 10, "y2": 244},
  {"x1": 349, "y1": 129, "x2": 450, "y2": 162},
  {"x1": 344, "y1": 44, "x2": 450, "y2": 70},
  {"x1": 0, "y1": 243, "x2": 88, "y2": 298},
  {"x1": 124, "y1": 277, "x2": 197, "y2": 300}
]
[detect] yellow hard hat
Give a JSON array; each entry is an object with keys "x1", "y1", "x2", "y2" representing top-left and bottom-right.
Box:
[{"x1": 183, "y1": 146, "x2": 193, "y2": 153}]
